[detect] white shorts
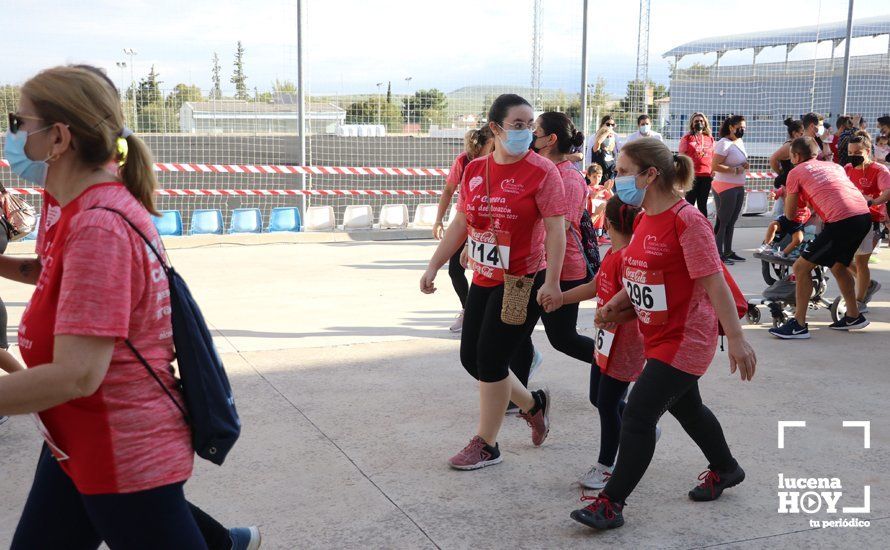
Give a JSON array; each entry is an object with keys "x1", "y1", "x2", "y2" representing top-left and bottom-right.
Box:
[{"x1": 856, "y1": 227, "x2": 881, "y2": 256}]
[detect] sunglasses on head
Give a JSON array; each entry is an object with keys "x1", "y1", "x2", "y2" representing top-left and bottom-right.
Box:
[{"x1": 7, "y1": 112, "x2": 44, "y2": 134}]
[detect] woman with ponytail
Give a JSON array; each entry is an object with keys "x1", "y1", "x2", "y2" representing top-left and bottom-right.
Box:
[
  {"x1": 570, "y1": 137, "x2": 756, "y2": 531},
  {"x1": 0, "y1": 66, "x2": 207, "y2": 548}
]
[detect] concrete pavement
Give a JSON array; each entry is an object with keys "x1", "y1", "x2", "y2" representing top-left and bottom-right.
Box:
[{"x1": 0, "y1": 227, "x2": 888, "y2": 549}]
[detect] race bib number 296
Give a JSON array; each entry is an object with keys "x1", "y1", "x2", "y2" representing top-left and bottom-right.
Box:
[{"x1": 622, "y1": 267, "x2": 668, "y2": 325}]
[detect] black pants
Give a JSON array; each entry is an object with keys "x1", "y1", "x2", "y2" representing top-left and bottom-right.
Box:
[
  {"x1": 510, "y1": 278, "x2": 597, "y2": 377},
  {"x1": 685, "y1": 176, "x2": 712, "y2": 218},
  {"x1": 13, "y1": 446, "x2": 207, "y2": 549},
  {"x1": 589, "y1": 366, "x2": 629, "y2": 467},
  {"x1": 460, "y1": 272, "x2": 545, "y2": 383},
  {"x1": 447, "y1": 247, "x2": 469, "y2": 308},
  {"x1": 713, "y1": 186, "x2": 745, "y2": 257},
  {"x1": 189, "y1": 503, "x2": 233, "y2": 550},
  {"x1": 602, "y1": 359, "x2": 738, "y2": 504},
  {"x1": 0, "y1": 227, "x2": 7, "y2": 349}
]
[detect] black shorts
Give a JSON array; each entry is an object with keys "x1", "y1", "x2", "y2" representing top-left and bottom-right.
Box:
[
  {"x1": 801, "y1": 213, "x2": 871, "y2": 267},
  {"x1": 776, "y1": 215, "x2": 805, "y2": 237}
]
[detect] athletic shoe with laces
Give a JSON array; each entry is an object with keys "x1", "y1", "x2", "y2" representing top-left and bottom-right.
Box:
[
  {"x1": 448, "y1": 435, "x2": 502, "y2": 470},
  {"x1": 229, "y1": 526, "x2": 262, "y2": 550},
  {"x1": 857, "y1": 301, "x2": 869, "y2": 314},
  {"x1": 449, "y1": 310, "x2": 464, "y2": 333},
  {"x1": 727, "y1": 252, "x2": 746, "y2": 262},
  {"x1": 570, "y1": 493, "x2": 624, "y2": 530},
  {"x1": 768, "y1": 318, "x2": 810, "y2": 339},
  {"x1": 772, "y1": 250, "x2": 788, "y2": 260},
  {"x1": 519, "y1": 388, "x2": 551, "y2": 447},
  {"x1": 578, "y1": 463, "x2": 612, "y2": 490},
  {"x1": 528, "y1": 349, "x2": 544, "y2": 380},
  {"x1": 829, "y1": 314, "x2": 869, "y2": 330},
  {"x1": 720, "y1": 256, "x2": 735, "y2": 266},
  {"x1": 755, "y1": 243, "x2": 772, "y2": 254},
  {"x1": 864, "y1": 280, "x2": 882, "y2": 303},
  {"x1": 688, "y1": 464, "x2": 746, "y2": 501}
]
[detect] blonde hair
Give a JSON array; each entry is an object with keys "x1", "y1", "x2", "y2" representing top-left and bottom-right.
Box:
[
  {"x1": 688, "y1": 112, "x2": 712, "y2": 136},
  {"x1": 620, "y1": 138, "x2": 694, "y2": 194},
  {"x1": 593, "y1": 126, "x2": 615, "y2": 152},
  {"x1": 464, "y1": 126, "x2": 493, "y2": 160},
  {"x1": 21, "y1": 66, "x2": 159, "y2": 215}
]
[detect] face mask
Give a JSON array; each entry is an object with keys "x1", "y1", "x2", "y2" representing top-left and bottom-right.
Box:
[
  {"x1": 498, "y1": 127, "x2": 533, "y2": 156},
  {"x1": 817, "y1": 124, "x2": 825, "y2": 137},
  {"x1": 4, "y1": 128, "x2": 51, "y2": 186},
  {"x1": 531, "y1": 134, "x2": 551, "y2": 153},
  {"x1": 693, "y1": 122, "x2": 704, "y2": 132},
  {"x1": 639, "y1": 124, "x2": 651, "y2": 135},
  {"x1": 735, "y1": 128, "x2": 745, "y2": 139},
  {"x1": 848, "y1": 155, "x2": 865, "y2": 167},
  {"x1": 614, "y1": 171, "x2": 649, "y2": 207}
]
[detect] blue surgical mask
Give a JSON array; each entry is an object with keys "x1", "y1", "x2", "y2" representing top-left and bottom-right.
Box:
[
  {"x1": 4, "y1": 128, "x2": 51, "y2": 186},
  {"x1": 639, "y1": 124, "x2": 651, "y2": 135},
  {"x1": 498, "y1": 126, "x2": 534, "y2": 156},
  {"x1": 614, "y1": 171, "x2": 649, "y2": 207}
]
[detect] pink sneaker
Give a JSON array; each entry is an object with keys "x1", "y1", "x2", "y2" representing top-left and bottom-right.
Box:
[
  {"x1": 519, "y1": 388, "x2": 551, "y2": 446},
  {"x1": 448, "y1": 436, "x2": 502, "y2": 470}
]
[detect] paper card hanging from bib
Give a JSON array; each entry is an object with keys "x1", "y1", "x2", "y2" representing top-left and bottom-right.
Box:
[
  {"x1": 622, "y1": 267, "x2": 668, "y2": 325},
  {"x1": 466, "y1": 227, "x2": 511, "y2": 282},
  {"x1": 594, "y1": 327, "x2": 616, "y2": 370}
]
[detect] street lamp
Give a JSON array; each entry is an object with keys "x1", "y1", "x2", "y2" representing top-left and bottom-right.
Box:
[
  {"x1": 404, "y1": 76, "x2": 413, "y2": 133},
  {"x1": 123, "y1": 48, "x2": 138, "y2": 130},
  {"x1": 376, "y1": 82, "x2": 384, "y2": 126}
]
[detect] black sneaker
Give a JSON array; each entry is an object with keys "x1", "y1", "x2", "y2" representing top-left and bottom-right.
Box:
[
  {"x1": 688, "y1": 464, "x2": 745, "y2": 502},
  {"x1": 829, "y1": 314, "x2": 869, "y2": 330},
  {"x1": 864, "y1": 280, "x2": 882, "y2": 303},
  {"x1": 727, "y1": 252, "x2": 746, "y2": 262},
  {"x1": 768, "y1": 318, "x2": 810, "y2": 339},
  {"x1": 570, "y1": 493, "x2": 625, "y2": 530},
  {"x1": 720, "y1": 256, "x2": 735, "y2": 266}
]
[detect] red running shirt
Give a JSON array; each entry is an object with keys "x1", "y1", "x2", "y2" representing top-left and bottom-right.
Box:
[
  {"x1": 556, "y1": 161, "x2": 589, "y2": 281},
  {"x1": 446, "y1": 152, "x2": 470, "y2": 187},
  {"x1": 457, "y1": 152, "x2": 566, "y2": 287},
  {"x1": 621, "y1": 201, "x2": 722, "y2": 376},
  {"x1": 19, "y1": 183, "x2": 193, "y2": 495},
  {"x1": 678, "y1": 133, "x2": 715, "y2": 177},
  {"x1": 594, "y1": 247, "x2": 645, "y2": 382},
  {"x1": 786, "y1": 160, "x2": 869, "y2": 223},
  {"x1": 845, "y1": 162, "x2": 890, "y2": 222}
]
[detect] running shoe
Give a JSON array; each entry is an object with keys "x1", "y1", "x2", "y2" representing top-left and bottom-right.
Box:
[
  {"x1": 727, "y1": 252, "x2": 746, "y2": 262},
  {"x1": 768, "y1": 318, "x2": 810, "y2": 339},
  {"x1": 570, "y1": 493, "x2": 624, "y2": 530},
  {"x1": 519, "y1": 388, "x2": 551, "y2": 447},
  {"x1": 829, "y1": 314, "x2": 869, "y2": 330},
  {"x1": 688, "y1": 464, "x2": 746, "y2": 502},
  {"x1": 720, "y1": 256, "x2": 735, "y2": 266},
  {"x1": 864, "y1": 280, "x2": 882, "y2": 303},
  {"x1": 578, "y1": 463, "x2": 612, "y2": 490},
  {"x1": 755, "y1": 243, "x2": 772, "y2": 254},
  {"x1": 229, "y1": 527, "x2": 262, "y2": 550},
  {"x1": 448, "y1": 436, "x2": 502, "y2": 470},
  {"x1": 857, "y1": 301, "x2": 869, "y2": 314},
  {"x1": 528, "y1": 349, "x2": 544, "y2": 380},
  {"x1": 449, "y1": 310, "x2": 464, "y2": 333},
  {"x1": 771, "y1": 250, "x2": 788, "y2": 260}
]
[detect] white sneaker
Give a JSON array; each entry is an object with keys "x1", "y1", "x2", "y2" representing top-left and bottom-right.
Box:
[
  {"x1": 756, "y1": 243, "x2": 771, "y2": 254},
  {"x1": 529, "y1": 349, "x2": 544, "y2": 380},
  {"x1": 578, "y1": 462, "x2": 612, "y2": 490},
  {"x1": 449, "y1": 310, "x2": 464, "y2": 333}
]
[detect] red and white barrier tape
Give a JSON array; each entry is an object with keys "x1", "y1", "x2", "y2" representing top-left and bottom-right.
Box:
[
  {"x1": 0, "y1": 159, "x2": 777, "y2": 179},
  {"x1": 5, "y1": 188, "x2": 444, "y2": 197}
]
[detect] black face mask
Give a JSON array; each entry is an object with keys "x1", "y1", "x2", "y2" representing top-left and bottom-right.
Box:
[
  {"x1": 693, "y1": 122, "x2": 704, "y2": 132},
  {"x1": 848, "y1": 155, "x2": 865, "y2": 167},
  {"x1": 735, "y1": 128, "x2": 745, "y2": 139}
]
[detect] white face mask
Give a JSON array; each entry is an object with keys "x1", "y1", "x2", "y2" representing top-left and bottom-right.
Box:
[{"x1": 639, "y1": 124, "x2": 651, "y2": 135}]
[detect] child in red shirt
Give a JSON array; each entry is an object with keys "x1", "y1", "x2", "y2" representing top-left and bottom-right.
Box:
[{"x1": 756, "y1": 186, "x2": 812, "y2": 258}]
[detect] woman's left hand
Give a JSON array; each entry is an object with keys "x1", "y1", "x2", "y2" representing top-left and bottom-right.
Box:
[{"x1": 537, "y1": 281, "x2": 562, "y2": 312}]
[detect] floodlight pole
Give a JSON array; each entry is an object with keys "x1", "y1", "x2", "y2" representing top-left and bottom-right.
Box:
[
  {"x1": 297, "y1": 0, "x2": 307, "y2": 217},
  {"x1": 580, "y1": 0, "x2": 589, "y2": 141},
  {"x1": 839, "y1": 0, "x2": 854, "y2": 114}
]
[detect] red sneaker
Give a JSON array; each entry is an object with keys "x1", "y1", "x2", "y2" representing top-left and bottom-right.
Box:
[
  {"x1": 518, "y1": 388, "x2": 551, "y2": 446},
  {"x1": 448, "y1": 436, "x2": 502, "y2": 470}
]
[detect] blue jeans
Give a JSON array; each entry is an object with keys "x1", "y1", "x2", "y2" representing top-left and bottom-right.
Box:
[{"x1": 12, "y1": 445, "x2": 207, "y2": 549}]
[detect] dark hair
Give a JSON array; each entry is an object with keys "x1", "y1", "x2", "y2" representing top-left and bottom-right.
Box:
[
  {"x1": 586, "y1": 163, "x2": 602, "y2": 177},
  {"x1": 801, "y1": 112, "x2": 822, "y2": 129},
  {"x1": 600, "y1": 115, "x2": 615, "y2": 127},
  {"x1": 847, "y1": 130, "x2": 873, "y2": 150},
  {"x1": 783, "y1": 117, "x2": 803, "y2": 137},
  {"x1": 790, "y1": 136, "x2": 819, "y2": 161},
  {"x1": 719, "y1": 115, "x2": 746, "y2": 138},
  {"x1": 877, "y1": 115, "x2": 890, "y2": 128},
  {"x1": 487, "y1": 94, "x2": 532, "y2": 125},
  {"x1": 604, "y1": 195, "x2": 641, "y2": 234},
  {"x1": 836, "y1": 115, "x2": 853, "y2": 129},
  {"x1": 538, "y1": 111, "x2": 584, "y2": 154},
  {"x1": 637, "y1": 114, "x2": 651, "y2": 125}
]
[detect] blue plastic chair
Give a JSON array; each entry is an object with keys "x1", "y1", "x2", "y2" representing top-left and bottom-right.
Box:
[
  {"x1": 24, "y1": 215, "x2": 40, "y2": 241},
  {"x1": 190, "y1": 209, "x2": 223, "y2": 235},
  {"x1": 153, "y1": 210, "x2": 183, "y2": 236},
  {"x1": 229, "y1": 208, "x2": 262, "y2": 234},
  {"x1": 268, "y1": 207, "x2": 302, "y2": 232}
]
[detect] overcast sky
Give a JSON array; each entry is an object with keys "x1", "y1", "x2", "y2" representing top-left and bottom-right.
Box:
[{"x1": 2, "y1": 0, "x2": 888, "y2": 96}]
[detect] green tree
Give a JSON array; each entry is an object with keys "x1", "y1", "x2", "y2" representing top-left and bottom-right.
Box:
[
  {"x1": 346, "y1": 98, "x2": 402, "y2": 131},
  {"x1": 166, "y1": 84, "x2": 204, "y2": 113},
  {"x1": 0, "y1": 84, "x2": 21, "y2": 131},
  {"x1": 402, "y1": 88, "x2": 448, "y2": 130},
  {"x1": 210, "y1": 52, "x2": 222, "y2": 99},
  {"x1": 135, "y1": 65, "x2": 163, "y2": 110},
  {"x1": 386, "y1": 81, "x2": 392, "y2": 104},
  {"x1": 273, "y1": 79, "x2": 297, "y2": 93},
  {"x1": 618, "y1": 79, "x2": 668, "y2": 121},
  {"x1": 231, "y1": 41, "x2": 249, "y2": 100}
]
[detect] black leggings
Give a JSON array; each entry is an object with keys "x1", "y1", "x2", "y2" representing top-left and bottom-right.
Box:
[
  {"x1": 602, "y1": 359, "x2": 738, "y2": 504},
  {"x1": 447, "y1": 247, "x2": 469, "y2": 308},
  {"x1": 460, "y1": 272, "x2": 545, "y2": 383},
  {"x1": 589, "y1": 366, "x2": 629, "y2": 467},
  {"x1": 685, "y1": 176, "x2": 712, "y2": 218},
  {"x1": 13, "y1": 446, "x2": 207, "y2": 549},
  {"x1": 0, "y1": 227, "x2": 7, "y2": 349},
  {"x1": 713, "y1": 186, "x2": 745, "y2": 257}
]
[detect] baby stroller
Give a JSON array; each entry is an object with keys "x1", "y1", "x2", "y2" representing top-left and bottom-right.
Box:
[{"x1": 749, "y1": 226, "x2": 832, "y2": 327}]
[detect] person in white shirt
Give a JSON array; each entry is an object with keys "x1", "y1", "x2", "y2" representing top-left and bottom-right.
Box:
[{"x1": 617, "y1": 114, "x2": 663, "y2": 152}]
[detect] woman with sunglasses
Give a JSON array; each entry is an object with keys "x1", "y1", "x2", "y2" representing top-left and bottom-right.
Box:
[
  {"x1": 421, "y1": 94, "x2": 566, "y2": 470},
  {"x1": 590, "y1": 117, "x2": 618, "y2": 187},
  {"x1": 679, "y1": 113, "x2": 715, "y2": 217}
]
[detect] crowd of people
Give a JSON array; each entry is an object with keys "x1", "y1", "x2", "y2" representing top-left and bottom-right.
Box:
[{"x1": 424, "y1": 95, "x2": 887, "y2": 530}]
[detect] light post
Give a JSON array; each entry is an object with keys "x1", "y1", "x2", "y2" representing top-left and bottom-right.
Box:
[
  {"x1": 404, "y1": 76, "x2": 413, "y2": 134},
  {"x1": 123, "y1": 48, "x2": 138, "y2": 130},
  {"x1": 376, "y1": 82, "x2": 384, "y2": 126},
  {"x1": 115, "y1": 62, "x2": 127, "y2": 96}
]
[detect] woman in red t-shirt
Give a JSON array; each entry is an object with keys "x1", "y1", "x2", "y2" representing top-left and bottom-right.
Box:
[
  {"x1": 678, "y1": 112, "x2": 715, "y2": 217},
  {"x1": 0, "y1": 66, "x2": 207, "y2": 547},
  {"x1": 570, "y1": 138, "x2": 756, "y2": 531},
  {"x1": 421, "y1": 94, "x2": 567, "y2": 470},
  {"x1": 433, "y1": 127, "x2": 494, "y2": 333}
]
